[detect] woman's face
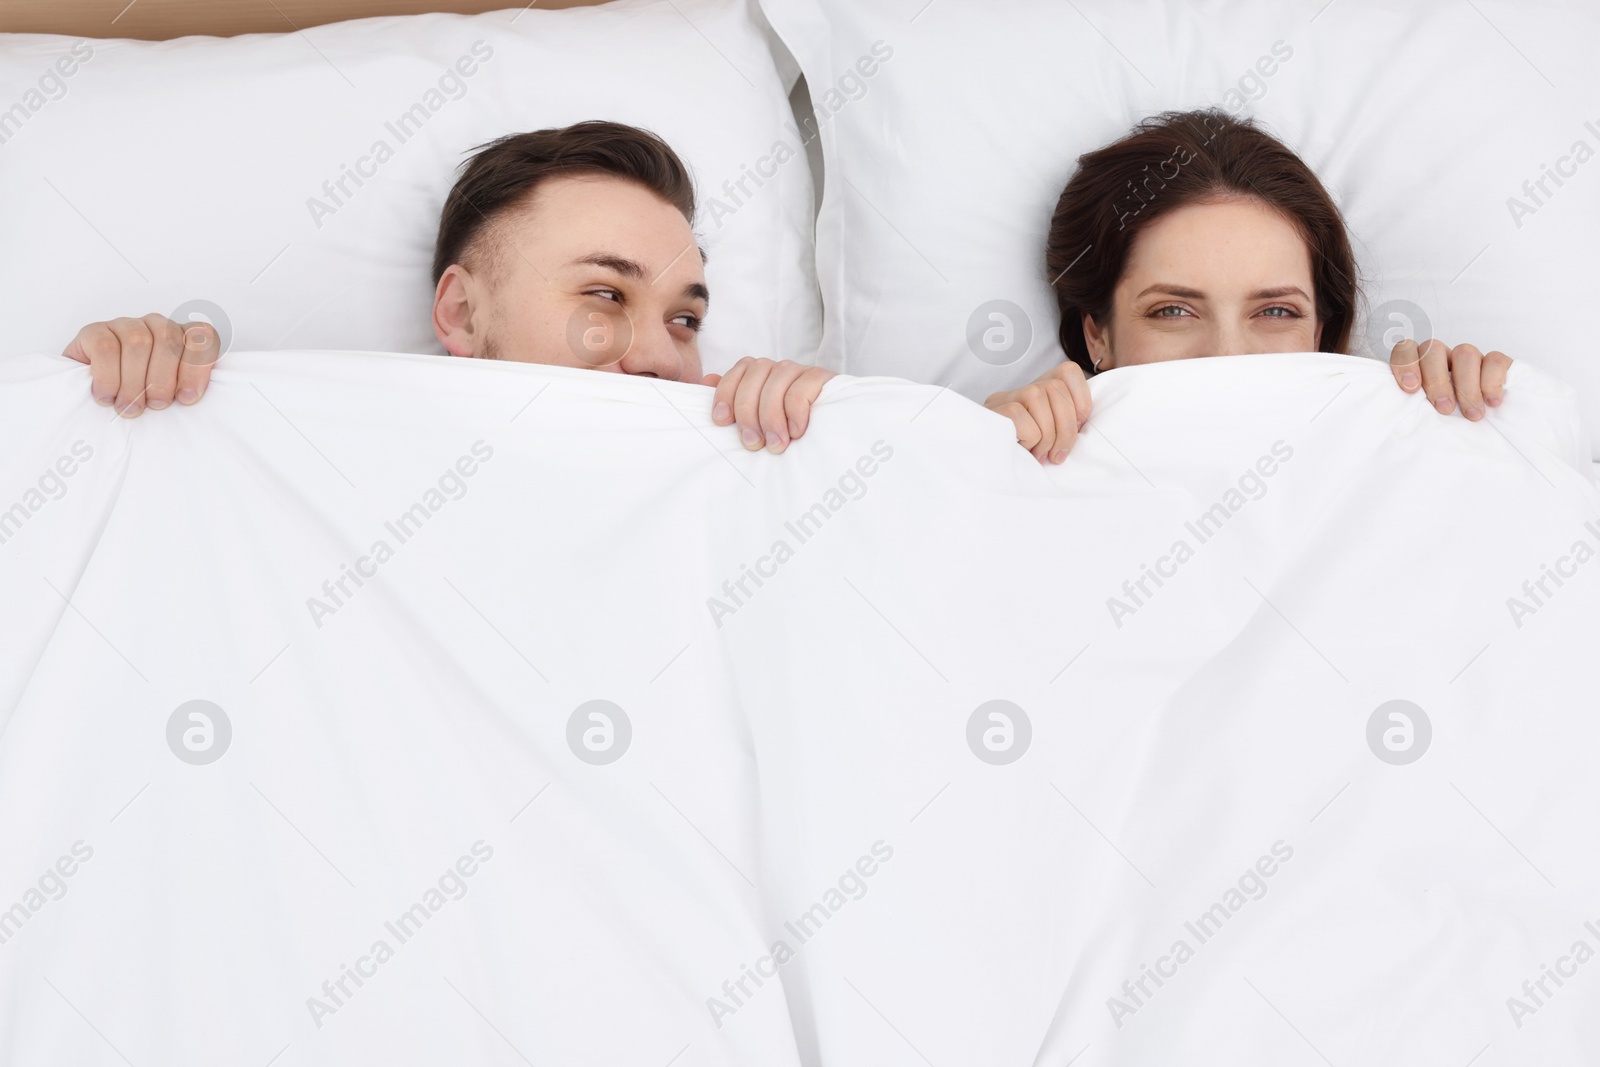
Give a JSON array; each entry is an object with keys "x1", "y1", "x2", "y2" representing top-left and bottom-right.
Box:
[{"x1": 1084, "y1": 195, "x2": 1322, "y2": 370}]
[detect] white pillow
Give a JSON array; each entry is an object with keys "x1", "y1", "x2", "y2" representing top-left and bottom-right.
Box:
[
  {"x1": 0, "y1": 0, "x2": 819, "y2": 375},
  {"x1": 759, "y1": 0, "x2": 1600, "y2": 456}
]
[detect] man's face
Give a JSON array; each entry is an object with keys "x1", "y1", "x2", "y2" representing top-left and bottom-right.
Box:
[{"x1": 433, "y1": 174, "x2": 709, "y2": 381}]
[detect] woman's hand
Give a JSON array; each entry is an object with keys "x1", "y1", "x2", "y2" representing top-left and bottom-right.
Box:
[
  {"x1": 705, "y1": 357, "x2": 836, "y2": 455},
  {"x1": 983, "y1": 361, "x2": 1092, "y2": 464},
  {"x1": 1389, "y1": 339, "x2": 1511, "y2": 421},
  {"x1": 64, "y1": 313, "x2": 222, "y2": 418}
]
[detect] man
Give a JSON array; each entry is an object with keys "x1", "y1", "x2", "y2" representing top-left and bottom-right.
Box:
[{"x1": 63, "y1": 120, "x2": 834, "y2": 455}]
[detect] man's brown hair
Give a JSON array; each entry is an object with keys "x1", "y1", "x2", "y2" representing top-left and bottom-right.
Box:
[
  {"x1": 431, "y1": 120, "x2": 697, "y2": 286},
  {"x1": 1046, "y1": 108, "x2": 1358, "y2": 374}
]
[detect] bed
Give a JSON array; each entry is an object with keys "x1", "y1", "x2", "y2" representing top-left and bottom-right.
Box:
[{"x1": 3, "y1": 3, "x2": 1598, "y2": 1065}]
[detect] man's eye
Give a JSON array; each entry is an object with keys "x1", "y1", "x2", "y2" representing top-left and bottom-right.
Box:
[
  {"x1": 588, "y1": 289, "x2": 622, "y2": 303},
  {"x1": 672, "y1": 314, "x2": 703, "y2": 332}
]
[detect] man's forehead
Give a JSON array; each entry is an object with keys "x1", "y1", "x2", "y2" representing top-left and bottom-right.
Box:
[{"x1": 513, "y1": 175, "x2": 705, "y2": 265}]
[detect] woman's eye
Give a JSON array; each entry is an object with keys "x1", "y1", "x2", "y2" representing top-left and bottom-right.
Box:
[
  {"x1": 1260, "y1": 305, "x2": 1301, "y2": 319},
  {"x1": 1151, "y1": 305, "x2": 1190, "y2": 319}
]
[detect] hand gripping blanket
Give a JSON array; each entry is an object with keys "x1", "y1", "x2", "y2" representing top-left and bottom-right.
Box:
[{"x1": 0, "y1": 349, "x2": 1596, "y2": 1067}]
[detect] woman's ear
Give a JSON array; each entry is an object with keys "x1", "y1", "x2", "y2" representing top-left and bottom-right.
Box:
[{"x1": 1082, "y1": 311, "x2": 1112, "y2": 371}]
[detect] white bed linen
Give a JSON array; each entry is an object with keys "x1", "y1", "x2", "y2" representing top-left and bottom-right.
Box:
[{"x1": 0, "y1": 350, "x2": 1596, "y2": 1066}]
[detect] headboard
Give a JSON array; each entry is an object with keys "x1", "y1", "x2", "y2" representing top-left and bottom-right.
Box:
[{"x1": 0, "y1": 0, "x2": 609, "y2": 40}]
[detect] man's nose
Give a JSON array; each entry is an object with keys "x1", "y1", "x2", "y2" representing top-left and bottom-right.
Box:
[{"x1": 619, "y1": 322, "x2": 686, "y2": 381}]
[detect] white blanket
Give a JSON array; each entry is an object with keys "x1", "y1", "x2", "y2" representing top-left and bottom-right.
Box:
[{"x1": 0, "y1": 349, "x2": 1596, "y2": 1067}]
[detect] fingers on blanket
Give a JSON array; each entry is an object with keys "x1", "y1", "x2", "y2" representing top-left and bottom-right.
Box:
[
  {"x1": 64, "y1": 314, "x2": 220, "y2": 417},
  {"x1": 1054, "y1": 361, "x2": 1092, "y2": 431},
  {"x1": 1025, "y1": 388, "x2": 1056, "y2": 459},
  {"x1": 1480, "y1": 349, "x2": 1513, "y2": 409},
  {"x1": 758, "y1": 360, "x2": 807, "y2": 453},
  {"x1": 1390, "y1": 339, "x2": 1512, "y2": 421},
  {"x1": 1393, "y1": 338, "x2": 1456, "y2": 413},
  {"x1": 1389, "y1": 338, "x2": 1425, "y2": 393},
  {"x1": 139, "y1": 314, "x2": 189, "y2": 411},
  {"x1": 716, "y1": 356, "x2": 769, "y2": 450},
  {"x1": 994, "y1": 381, "x2": 1066, "y2": 463},
  {"x1": 63, "y1": 322, "x2": 109, "y2": 405},
  {"x1": 777, "y1": 366, "x2": 832, "y2": 448},
  {"x1": 176, "y1": 319, "x2": 222, "y2": 405},
  {"x1": 65, "y1": 317, "x2": 152, "y2": 416},
  {"x1": 986, "y1": 362, "x2": 1090, "y2": 464},
  {"x1": 711, "y1": 357, "x2": 834, "y2": 454},
  {"x1": 1449, "y1": 343, "x2": 1487, "y2": 420}
]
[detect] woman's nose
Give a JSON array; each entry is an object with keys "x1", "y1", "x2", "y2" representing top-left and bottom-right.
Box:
[{"x1": 1209, "y1": 320, "x2": 1249, "y2": 359}]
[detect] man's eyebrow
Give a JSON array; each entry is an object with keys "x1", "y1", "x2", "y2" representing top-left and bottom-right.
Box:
[
  {"x1": 567, "y1": 252, "x2": 645, "y2": 278},
  {"x1": 568, "y1": 252, "x2": 708, "y2": 306},
  {"x1": 568, "y1": 251, "x2": 708, "y2": 306}
]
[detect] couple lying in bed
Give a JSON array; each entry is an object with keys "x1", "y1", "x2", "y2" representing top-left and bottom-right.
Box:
[{"x1": 65, "y1": 110, "x2": 1511, "y2": 459}]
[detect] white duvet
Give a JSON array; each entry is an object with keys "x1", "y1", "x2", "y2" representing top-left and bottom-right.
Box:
[{"x1": 0, "y1": 349, "x2": 1596, "y2": 1067}]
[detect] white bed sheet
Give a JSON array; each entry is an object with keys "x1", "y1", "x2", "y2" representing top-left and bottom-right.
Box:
[{"x1": 0, "y1": 350, "x2": 1596, "y2": 1066}]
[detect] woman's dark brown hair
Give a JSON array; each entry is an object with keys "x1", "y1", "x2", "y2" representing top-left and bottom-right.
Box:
[
  {"x1": 432, "y1": 120, "x2": 696, "y2": 286},
  {"x1": 1046, "y1": 108, "x2": 1357, "y2": 374}
]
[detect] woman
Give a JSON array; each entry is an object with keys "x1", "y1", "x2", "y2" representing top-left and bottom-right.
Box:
[{"x1": 990, "y1": 109, "x2": 1512, "y2": 464}]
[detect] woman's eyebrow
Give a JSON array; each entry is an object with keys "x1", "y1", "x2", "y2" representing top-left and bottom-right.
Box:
[
  {"x1": 1137, "y1": 284, "x2": 1207, "y2": 300},
  {"x1": 1249, "y1": 286, "x2": 1311, "y2": 300}
]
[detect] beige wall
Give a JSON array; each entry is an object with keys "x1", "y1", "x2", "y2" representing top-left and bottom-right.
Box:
[{"x1": 0, "y1": 0, "x2": 609, "y2": 40}]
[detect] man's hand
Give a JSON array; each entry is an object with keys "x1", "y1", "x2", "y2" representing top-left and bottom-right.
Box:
[
  {"x1": 1389, "y1": 338, "x2": 1511, "y2": 421},
  {"x1": 983, "y1": 361, "x2": 1092, "y2": 464},
  {"x1": 705, "y1": 357, "x2": 835, "y2": 454},
  {"x1": 63, "y1": 313, "x2": 222, "y2": 418}
]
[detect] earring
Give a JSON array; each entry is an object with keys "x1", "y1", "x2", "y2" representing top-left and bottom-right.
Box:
[{"x1": 1090, "y1": 352, "x2": 1102, "y2": 371}]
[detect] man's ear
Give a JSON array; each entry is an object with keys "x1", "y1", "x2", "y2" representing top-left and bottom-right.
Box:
[
  {"x1": 1082, "y1": 311, "x2": 1112, "y2": 371},
  {"x1": 433, "y1": 265, "x2": 480, "y2": 358}
]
